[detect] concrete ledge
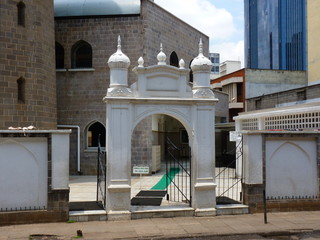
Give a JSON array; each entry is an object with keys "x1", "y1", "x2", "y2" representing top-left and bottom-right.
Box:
[
  {"x1": 216, "y1": 204, "x2": 249, "y2": 215},
  {"x1": 107, "y1": 210, "x2": 131, "y2": 221},
  {"x1": 69, "y1": 210, "x2": 107, "y2": 222},
  {"x1": 131, "y1": 206, "x2": 194, "y2": 219},
  {"x1": 194, "y1": 208, "x2": 217, "y2": 217}
]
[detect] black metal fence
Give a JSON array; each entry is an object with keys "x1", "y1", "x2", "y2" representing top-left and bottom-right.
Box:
[
  {"x1": 96, "y1": 135, "x2": 106, "y2": 209},
  {"x1": 215, "y1": 137, "x2": 243, "y2": 204},
  {"x1": 166, "y1": 137, "x2": 191, "y2": 206}
]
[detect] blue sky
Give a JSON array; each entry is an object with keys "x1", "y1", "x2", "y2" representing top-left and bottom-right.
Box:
[{"x1": 155, "y1": 0, "x2": 244, "y2": 66}]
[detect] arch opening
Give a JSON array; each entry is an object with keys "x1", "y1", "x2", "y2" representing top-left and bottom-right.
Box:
[
  {"x1": 71, "y1": 40, "x2": 92, "y2": 68},
  {"x1": 131, "y1": 114, "x2": 191, "y2": 208},
  {"x1": 86, "y1": 121, "x2": 106, "y2": 149}
]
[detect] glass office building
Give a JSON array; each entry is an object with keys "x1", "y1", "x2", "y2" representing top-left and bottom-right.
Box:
[{"x1": 244, "y1": 0, "x2": 306, "y2": 70}]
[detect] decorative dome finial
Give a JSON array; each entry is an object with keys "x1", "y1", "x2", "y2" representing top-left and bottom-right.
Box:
[
  {"x1": 157, "y1": 43, "x2": 166, "y2": 65},
  {"x1": 117, "y1": 35, "x2": 121, "y2": 51},
  {"x1": 108, "y1": 35, "x2": 130, "y2": 69},
  {"x1": 199, "y1": 38, "x2": 203, "y2": 55}
]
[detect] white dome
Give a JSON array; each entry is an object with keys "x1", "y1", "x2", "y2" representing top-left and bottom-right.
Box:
[
  {"x1": 108, "y1": 36, "x2": 130, "y2": 69},
  {"x1": 191, "y1": 38, "x2": 212, "y2": 72}
]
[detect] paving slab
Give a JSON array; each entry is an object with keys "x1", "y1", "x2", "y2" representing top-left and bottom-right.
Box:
[{"x1": 1, "y1": 211, "x2": 320, "y2": 239}]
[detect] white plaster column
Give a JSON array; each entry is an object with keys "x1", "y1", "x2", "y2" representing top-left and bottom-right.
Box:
[
  {"x1": 242, "y1": 133, "x2": 263, "y2": 185},
  {"x1": 105, "y1": 101, "x2": 132, "y2": 220},
  {"x1": 190, "y1": 39, "x2": 218, "y2": 216},
  {"x1": 104, "y1": 36, "x2": 133, "y2": 220},
  {"x1": 192, "y1": 103, "x2": 217, "y2": 216}
]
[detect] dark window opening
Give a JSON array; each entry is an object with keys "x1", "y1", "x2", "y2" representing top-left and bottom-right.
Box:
[
  {"x1": 17, "y1": 77, "x2": 25, "y2": 103},
  {"x1": 17, "y1": 1, "x2": 25, "y2": 26},
  {"x1": 189, "y1": 59, "x2": 194, "y2": 83},
  {"x1": 71, "y1": 40, "x2": 92, "y2": 68},
  {"x1": 55, "y1": 42, "x2": 64, "y2": 69},
  {"x1": 170, "y1": 51, "x2": 179, "y2": 67},
  {"x1": 87, "y1": 122, "x2": 106, "y2": 148}
]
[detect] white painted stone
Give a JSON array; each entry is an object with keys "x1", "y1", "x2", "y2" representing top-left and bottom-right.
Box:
[
  {"x1": 0, "y1": 138, "x2": 48, "y2": 210},
  {"x1": 242, "y1": 134, "x2": 263, "y2": 184},
  {"x1": 266, "y1": 137, "x2": 317, "y2": 198},
  {"x1": 52, "y1": 133, "x2": 70, "y2": 190},
  {"x1": 104, "y1": 37, "x2": 219, "y2": 216}
]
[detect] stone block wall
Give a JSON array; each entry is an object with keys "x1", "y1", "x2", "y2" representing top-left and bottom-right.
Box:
[
  {"x1": 0, "y1": 0, "x2": 57, "y2": 130},
  {"x1": 246, "y1": 84, "x2": 320, "y2": 111},
  {"x1": 131, "y1": 116, "x2": 153, "y2": 175},
  {"x1": 141, "y1": 0, "x2": 209, "y2": 67}
]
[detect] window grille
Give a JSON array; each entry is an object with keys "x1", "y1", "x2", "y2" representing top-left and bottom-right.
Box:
[{"x1": 241, "y1": 118, "x2": 258, "y2": 130}]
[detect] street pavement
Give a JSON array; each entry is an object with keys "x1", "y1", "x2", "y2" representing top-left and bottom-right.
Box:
[{"x1": 1, "y1": 211, "x2": 320, "y2": 240}]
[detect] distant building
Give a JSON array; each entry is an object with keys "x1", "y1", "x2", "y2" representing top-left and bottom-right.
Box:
[
  {"x1": 209, "y1": 53, "x2": 220, "y2": 79},
  {"x1": 307, "y1": 0, "x2": 320, "y2": 85},
  {"x1": 244, "y1": 0, "x2": 306, "y2": 71},
  {"x1": 220, "y1": 60, "x2": 241, "y2": 76}
]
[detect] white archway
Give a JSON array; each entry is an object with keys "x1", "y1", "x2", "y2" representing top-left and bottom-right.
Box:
[{"x1": 104, "y1": 37, "x2": 218, "y2": 219}]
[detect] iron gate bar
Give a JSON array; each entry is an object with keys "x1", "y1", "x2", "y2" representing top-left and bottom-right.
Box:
[
  {"x1": 215, "y1": 136, "x2": 243, "y2": 203},
  {"x1": 96, "y1": 134, "x2": 106, "y2": 209},
  {"x1": 166, "y1": 137, "x2": 191, "y2": 206}
]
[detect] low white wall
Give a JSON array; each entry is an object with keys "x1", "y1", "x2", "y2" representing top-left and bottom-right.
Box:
[
  {"x1": 266, "y1": 137, "x2": 318, "y2": 199},
  {"x1": 0, "y1": 138, "x2": 48, "y2": 210},
  {"x1": 242, "y1": 132, "x2": 319, "y2": 200},
  {"x1": 52, "y1": 133, "x2": 70, "y2": 189}
]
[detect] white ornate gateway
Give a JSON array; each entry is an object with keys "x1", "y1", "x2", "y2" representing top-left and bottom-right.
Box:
[{"x1": 104, "y1": 37, "x2": 218, "y2": 219}]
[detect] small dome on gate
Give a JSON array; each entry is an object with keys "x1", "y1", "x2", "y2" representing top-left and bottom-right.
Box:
[
  {"x1": 108, "y1": 36, "x2": 130, "y2": 69},
  {"x1": 191, "y1": 38, "x2": 212, "y2": 72}
]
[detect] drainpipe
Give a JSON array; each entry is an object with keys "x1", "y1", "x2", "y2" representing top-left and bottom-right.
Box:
[{"x1": 57, "y1": 125, "x2": 81, "y2": 173}]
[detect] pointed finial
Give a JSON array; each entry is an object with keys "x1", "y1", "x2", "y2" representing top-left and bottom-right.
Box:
[
  {"x1": 199, "y1": 38, "x2": 203, "y2": 55},
  {"x1": 117, "y1": 35, "x2": 121, "y2": 51},
  {"x1": 138, "y1": 56, "x2": 144, "y2": 67},
  {"x1": 179, "y1": 59, "x2": 185, "y2": 69},
  {"x1": 157, "y1": 43, "x2": 166, "y2": 65}
]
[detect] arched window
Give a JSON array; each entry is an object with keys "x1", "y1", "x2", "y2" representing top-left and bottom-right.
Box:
[
  {"x1": 71, "y1": 40, "x2": 92, "y2": 68},
  {"x1": 170, "y1": 51, "x2": 179, "y2": 67},
  {"x1": 189, "y1": 59, "x2": 194, "y2": 83},
  {"x1": 55, "y1": 42, "x2": 64, "y2": 69},
  {"x1": 87, "y1": 122, "x2": 106, "y2": 148},
  {"x1": 17, "y1": 77, "x2": 25, "y2": 103},
  {"x1": 17, "y1": 1, "x2": 26, "y2": 26}
]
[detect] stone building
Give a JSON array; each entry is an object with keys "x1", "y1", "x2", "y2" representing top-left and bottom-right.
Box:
[
  {"x1": 54, "y1": 0, "x2": 209, "y2": 175},
  {"x1": 0, "y1": 0, "x2": 57, "y2": 129}
]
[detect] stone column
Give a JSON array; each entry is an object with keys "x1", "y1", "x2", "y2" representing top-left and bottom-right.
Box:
[
  {"x1": 104, "y1": 36, "x2": 132, "y2": 220},
  {"x1": 192, "y1": 103, "x2": 217, "y2": 216},
  {"x1": 190, "y1": 39, "x2": 218, "y2": 216}
]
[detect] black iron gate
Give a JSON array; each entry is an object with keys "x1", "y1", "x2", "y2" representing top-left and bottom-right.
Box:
[
  {"x1": 166, "y1": 137, "x2": 191, "y2": 206},
  {"x1": 96, "y1": 135, "x2": 106, "y2": 209},
  {"x1": 215, "y1": 136, "x2": 243, "y2": 204}
]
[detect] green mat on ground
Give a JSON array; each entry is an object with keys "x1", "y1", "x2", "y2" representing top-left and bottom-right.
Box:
[{"x1": 151, "y1": 168, "x2": 180, "y2": 190}]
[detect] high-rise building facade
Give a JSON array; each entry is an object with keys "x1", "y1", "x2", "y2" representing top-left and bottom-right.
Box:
[
  {"x1": 209, "y1": 53, "x2": 220, "y2": 74},
  {"x1": 245, "y1": 0, "x2": 306, "y2": 71}
]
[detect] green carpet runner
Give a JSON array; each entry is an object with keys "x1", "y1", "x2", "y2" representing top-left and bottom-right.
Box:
[{"x1": 151, "y1": 168, "x2": 180, "y2": 190}]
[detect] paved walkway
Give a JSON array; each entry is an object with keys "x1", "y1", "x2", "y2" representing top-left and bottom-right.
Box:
[{"x1": 1, "y1": 211, "x2": 320, "y2": 239}]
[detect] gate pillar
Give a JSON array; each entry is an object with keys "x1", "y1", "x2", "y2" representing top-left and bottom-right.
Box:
[
  {"x1": 104, "y1": 37, "x2": 132, "y2": 220},
  {"x1": 191, "y1": 39, "x2": 217, "y2": 216}
]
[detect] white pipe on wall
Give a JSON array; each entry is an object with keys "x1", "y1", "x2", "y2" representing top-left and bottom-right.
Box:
[{"x1": 57, "y1": 125, "x2": 81, "y2": 173}]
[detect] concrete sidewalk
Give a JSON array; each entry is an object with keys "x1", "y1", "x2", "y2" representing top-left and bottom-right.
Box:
[{"x1": 0, "y1": 211, "x2": 320, "y2": 240}]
